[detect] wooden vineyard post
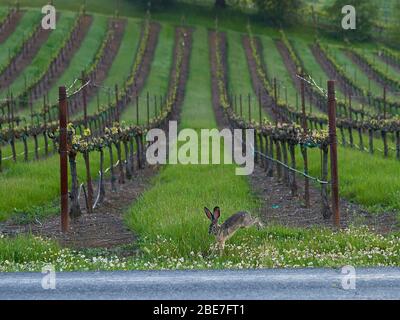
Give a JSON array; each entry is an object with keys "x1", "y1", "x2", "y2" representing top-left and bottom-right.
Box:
[
  {"x1": 96, "y1": 90, "x2": 100, "y2": 112},
  {"x1": 115, "y1": 84, "x2": 119, "y2": 122},
  {"x1": 383, "y1": 85, "x2": 387, "y2": 120},
  {"x1": 382, "y1": 85, "x2": 388, "y2": 158},
  {"x1": 285, "y1": 87, "x2": 288, "y2": 107},
  {"x1": 82, "y1": 72, "x2": 93, "y2": 213},
  {"x1": 136, "y1": 94, "x2": 139, "y2": 125},
  {"x1": 348, "y1": 93, "x2": 353, "y2": 148},
  {"x1": 396, "y1": 131, "x2": 400, "y2": 161},
  {"x1": 258, "y1": 92, "x2": 264, "y2": 165},
  {"x1": 24, "y1": 74, "x2": 27, "y2": 98},
  {"x1": 258, "y1": 90, "x2": 262, "y2": 124},
  {"x1": 273, "y1": 78, "x2": 278, "y2": 124},
  {"x1": 10, "y1": 92, "x2": 17, "y2": 162},
  {"x1": 7, "y1": 95, "x2": 10, "y2": 127},
  {"x1": 348, "y1": 92, "x2": 352, "y2": 120},
  {"x1": 59, "y1": 86, "x2": 69, "y2": 233},
  {"x1": 29, "y1": 92, "x2": 33, "y2": 125},
  {"x1": 300, "y1": 75, "x2": 310, "y2": 208},
  {"x1": 327, "y1": 80, "x2": 340, "y2": 228},
  {"x1": 275, "y1": 140, "x2": 282, "y2": 180},
  {"x1": 234, "y1": 94, "x2": 237, "y2": 115},
  {"x1": 43, "y1": 95, "x2": 49, "y2": 156},
  {"x1": 82, "y1": 71, "x2": 88, "y2": 128},
  {"x1": 147, "y1": 91, "x2": 150, "y2": 127},
  {"x1": 8, "y1": 48, "x2": 12, "y2": 77}
]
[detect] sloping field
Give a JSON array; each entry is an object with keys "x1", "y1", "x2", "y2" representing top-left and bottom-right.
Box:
[{"x1": 0, "y1": 2, "x2": 400, "y2": 272}]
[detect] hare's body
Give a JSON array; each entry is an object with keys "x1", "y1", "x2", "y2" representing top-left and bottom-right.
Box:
[{"x1": 204, "y1": 207, "x2": 263, "y2": 253}]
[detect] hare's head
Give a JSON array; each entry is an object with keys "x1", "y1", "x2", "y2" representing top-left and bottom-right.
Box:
[{"x1": 204, "y1": 206, "x2": 221, "y2": 235}]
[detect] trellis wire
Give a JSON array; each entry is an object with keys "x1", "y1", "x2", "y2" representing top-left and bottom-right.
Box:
[
  {"x1": 254, "y1": 149, "x2": 330, "y2": 185},
  {"x1": 232, "y1": 128, "x2": 330, "y2": 185},
  {"x1": 1, "y1": 147, "x2": 43, "y2": 161},
  {"x1": 0, "y1": 88, "x2": 164, "y2": 164}
]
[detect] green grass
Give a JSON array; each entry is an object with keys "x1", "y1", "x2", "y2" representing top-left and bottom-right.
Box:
[
  {"x1": 1, "y1": 16, "x2": 139, "y2": 156},
  {"x1": 84, "y1": 18, "x2": 142, "y2": 116},
  {"x1": 288, "y1": 38, "x2": 393, "y2": 115},
  {"x1": 271, "y1": 37, "x2": 400, "y2": 211},
  {"x1": 1, "y1": 226, "x2": 400, "y2": 271},
  {"x1": 0, "y1": 11, "x2": 41, "y2": 72},
  {"x1": 22, "y1": 14, "x2": 110, "y2": 116},
  {"x1": 362, "y1": 49, "x2": 400, "y2": 83},
  {"x1": 121, "y1": 23, "x2": 175, "y2": 125},
  {"x1": 226, "y1": 30, "x2": 269, "y2": 121},
  {"x1": 1, "y1": 6, "x2": 400, "y2": 271},
  {"x1": 260, "y1": 36, "x2": 330, "y2": 115},
  {"x1": 5, "y1": 15, "x2": 111, "y2": 165},
  {"x1": 0, "y1": 134, "x2": 55, "y2": 167},
  {"x1": 226, "y1": 31, "x2": 254, "y2": 98},
  {"x1": 1, "y1": 7, "x2": 400, "y2": 219},
  {"x1": 0, "y1": 7, "x2": 8, "y2": 24},
  {"x1": 290, "y1": 37, "x2": 346, "y2": 101},
  {"x1": 304, "y1": 0, "x2": 395, "y2": 28},
  {"x1": 1, "y1": 12, "x2": 77, "y2": 100},
  {"x1": 125, "y1": 26, "x2": 261, "y2": 258},
  {"x1": 325, "y1": 45, "x2": 391, "y2": 98},
  {"x1": 179, "y1": 28, "x2": 216, "y2": 129},
  {"x1": 0, "y1": 147, "x2": 118, "y2": 220},
  {"x1": 326, "y1": 42, "x2": 399, "y2": 106},
  {"x1": 306, "y1": 144, "x2": 400, "y2": 213},
  {"x1": 0, "y1": 16, "x2": 142, "y2": 218},
  {"x1": 259, "y1": 34, "x2": 317, "y2": 113},
  {"x1": 12, "y1": 0, "x2": 281, "y2": 36},
  {"x1": 283, "y1": 36, "x2": 390, "y2": 117}
]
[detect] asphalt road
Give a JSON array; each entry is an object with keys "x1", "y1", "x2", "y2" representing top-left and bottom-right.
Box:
[{"x1": 1, "y1": 268, "x2": 400, "y2": 300}]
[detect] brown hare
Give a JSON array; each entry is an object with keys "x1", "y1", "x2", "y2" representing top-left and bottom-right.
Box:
[{"x1": 204, "y1": 206, "x2": 264, "y2": 254}]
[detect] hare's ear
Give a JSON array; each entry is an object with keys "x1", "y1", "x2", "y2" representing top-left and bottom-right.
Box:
[
  {"x1": 213, "y1": 207, "x2": 221, "y2": 220},
  {"x1": 204, "y1": 207, "x2": 213, "y2": 220}
]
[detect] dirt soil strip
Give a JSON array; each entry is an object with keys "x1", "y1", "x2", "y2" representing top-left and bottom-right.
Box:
[
  {"x1": 242, "y1": 35, "x2": 281, "y2": 122},
  {"x1": 345, "y1": 50, "x2": 395, "y2": 93},
  {"x1": 28, "y1": 15, "x2": 94, "y2": 102},
  {"x1": 378, "y1": 53, "x2": 400, "y2": 74},
  {"x1": 275, "y1": 40, "x2": 302, "y2": 93},
  {"x1": 311, "y1": 44, "x2": 367, "y2": 105},
  {"x1": 168, "y1": 27, "x2": 193, "y2": 122},
  {"x1": 210, "y1": 31, "x2": 399, "y2": 234},
  {"x1": 119, "y1": 22, "x2": 161, "y2": 115},
  {"x1": 275, "y1": 39, "x2": 321, "y2": 112},
  {"x1": 0, "y1": 15, "x2": 58, "y2": 89},
  {"x1": 132, "y1": 23, "x2": 161, "y2": 94},
  {"x1": 209, "y1": 31, "x2": 230, "y2": 128},
  {"x1": 0, "y1": 9, "x2": 23, "y2": 44},
  {"x1": 0, "y1": 27, "x2": 194, "y2": 250},
  {"x1": 87, "y1": 21, "x2": 160, "y2": 137},
  {"x1": 81, "y1": 20, "x2": 127, "y2": 112}
]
